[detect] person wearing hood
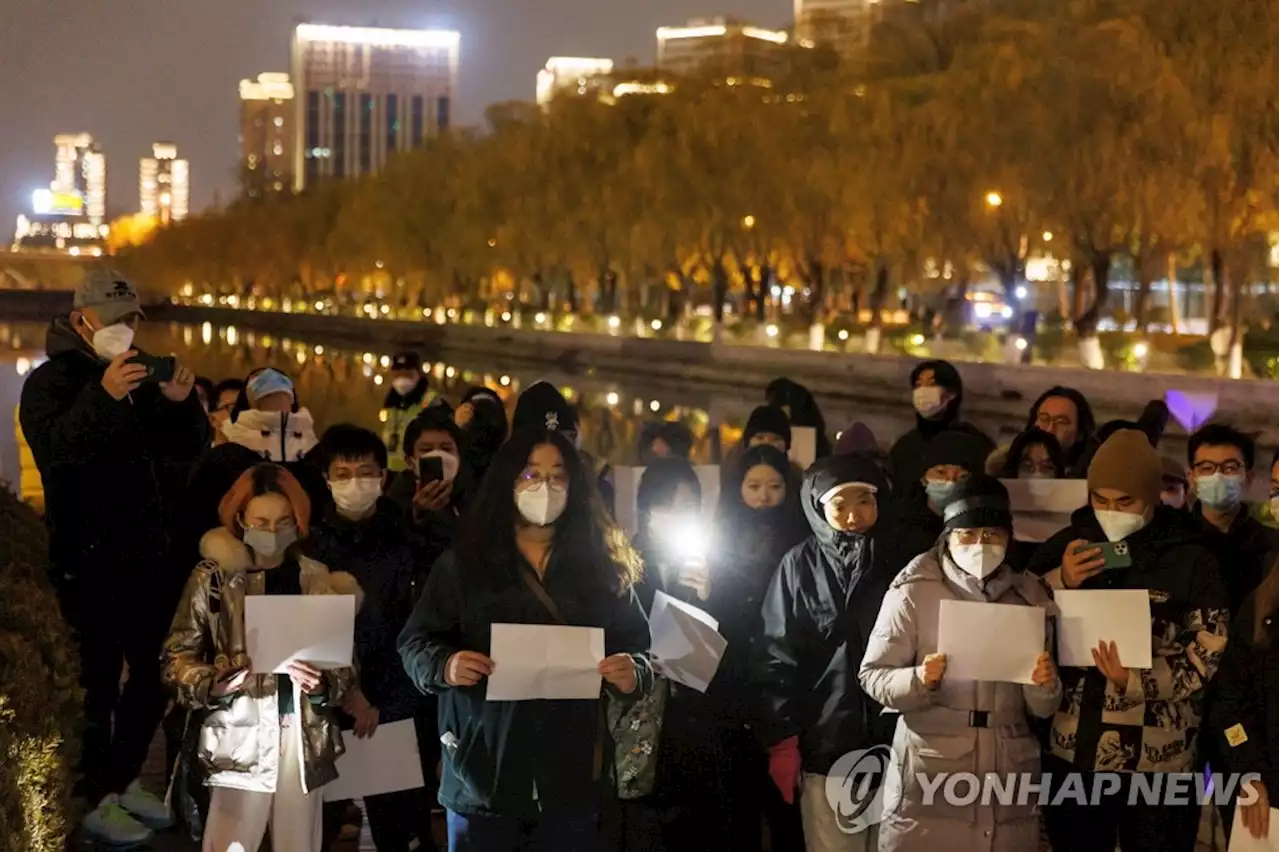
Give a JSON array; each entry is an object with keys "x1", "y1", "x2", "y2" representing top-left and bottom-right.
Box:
[
  {"x1": 162, "y1": 463, "x2": 359, "y2": 852},
  {"x1": 1028, "y1": 430, "x2": 1229, "y2": 852},
  {"x1": 1187, "y1": 423, "x2": 1277, "y2": 615},
  {"x1": 380, "y1": 351, "x2": 433, "y2": 473},
  {"x1": 512, "y1": 380, "x2": 615, "y2": 513},
  {"x1": 710, "y1": 445, "x2": 809, "y2": 852},
  {"x1": 183, "y1": 367, "x2": 326, "y2": 567},
  {"x1": 310, "y1": 426, "x2": 437, "y2": 852},
  {"x1": 454, "y1": 386, "x2": 509, "y2": 486},
  {"x1": 755, "y1": 454, "x2": 907, "y2": 851},
  {"x1": 1027, "y1": 386, "x2": 1098, "y2": 477},
  {"x1": 888, "y1": 360, "x2": 993, "y2": 487},
  {"x1": 766, "y1": 377, "x2": 832, "y2": 458},
  {"x1": 19, "y1": 269, "x2": 209, "y2": 846},
  {"x1": 859, "y1": 476, "x2": 1062, "y2": 852},
  {"x1": 386, "y1": 407, "x2": 474, "y2": 580},
  {"x1": 896, "y1": 429, "x2": 993, "y2": 563}
]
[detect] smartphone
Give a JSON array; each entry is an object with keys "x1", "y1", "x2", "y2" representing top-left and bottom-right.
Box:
[
  {"x1": 129, "y1": 351, "x2": 176, "y2": 383},
  {"x1": 1077, "y1": 541, "x2": 1132, "y2": 570},
  {"x1": 418, "y1": 455, "x2": 444, "y2": 484}
]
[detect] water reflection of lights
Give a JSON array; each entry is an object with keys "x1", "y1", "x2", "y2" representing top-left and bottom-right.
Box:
[
  {"x1": 295, "y1": 350, "x2": 307, "y2": 365},
  {"x1": 226, "y1": 326, "x2": 238, "y2": 346},
  {"x1": 362, "y1": 365, "x2": 374, "y2": 378},
  {"x1": 201, "y1": 323, "x2": 213, "y2": 345},
  {"x1": 363, "y1": 353, "x2": 375, "y2": 365},
  {"x1": 183, "y1": 326, "x2": 194, "y2": 346},
  {"x1": 445, "y1": 366, "x2": 457, "y2": 379}
]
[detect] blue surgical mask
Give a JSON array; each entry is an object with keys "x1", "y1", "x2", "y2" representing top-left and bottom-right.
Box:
[
  {"x1": 1196, "y1": 473, "x2": 1245, "y2": 511},
  {"x1": 925, "y1": 480, "x2": 958, "y2": 506}
]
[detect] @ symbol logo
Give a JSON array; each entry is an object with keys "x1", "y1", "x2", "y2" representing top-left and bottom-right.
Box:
[{"x1": 825, "y1": 744, "x2": 899, "y2": 834}]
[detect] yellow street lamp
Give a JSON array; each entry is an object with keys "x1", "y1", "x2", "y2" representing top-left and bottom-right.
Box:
[
  {"x1": 1042, "y1": 231, "x2": 1053, "y2": 242},
  {"x1": 985, "y1": 191, "x2": 1003, "y2": 208},
  {"x1": 743, "y1": 214, "x2": 757, "y2": 230}
]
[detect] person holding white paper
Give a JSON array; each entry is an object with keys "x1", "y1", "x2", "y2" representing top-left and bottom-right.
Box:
[
  {"x1": 757, "y1": 454, "x2": 913, "y2": 852},
  {"x1": 860, "y1": 475, "x2": 1060, "y2": 852},
  {"x1": 1029, "y1": 430, "x2": 1230, "y2": 852},
  {"x1": 398, "y1": 429, "x2": 651, "y2": 852},
  {"x1": 162, "y1": 463, "x2": 360, "y2": 852}
]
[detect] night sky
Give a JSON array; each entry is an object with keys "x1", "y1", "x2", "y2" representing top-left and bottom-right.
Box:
[{"x1": 0, "y1": 0, "x2": 788, "y2": 230}]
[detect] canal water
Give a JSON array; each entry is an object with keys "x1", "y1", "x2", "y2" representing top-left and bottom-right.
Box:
[{"x1": 0, "y1": 317, "x2": 1037, "y2": 492}]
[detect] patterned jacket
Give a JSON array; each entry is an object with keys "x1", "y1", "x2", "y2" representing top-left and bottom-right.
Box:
[{"x1": 1033, "y1": 506, "x2": 1230, "y2": 773}]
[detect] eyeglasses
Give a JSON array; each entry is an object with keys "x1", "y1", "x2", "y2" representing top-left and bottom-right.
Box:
[
  {"x1": 517, "y1": 470, "x2": 568, "y2": 490},
  {"x1": 241, "y1": 516, "x2": 297, "y2": 533},
  {"x1": 1036, "y1": 413, "x2": 1073, "y2": 429},
  {"x1": 952, "y1": 529, "x2": 1007, "y2": 545},
  {"x1": 1191, "y1": 460, "x2": 1245, "y2": 477}
]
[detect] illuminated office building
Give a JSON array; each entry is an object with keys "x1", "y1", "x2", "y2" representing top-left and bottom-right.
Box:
[
  {"x1": 240, "y1": 72, "x2": 296, "y2": 197},
  {"x1": 291, "y1": 23, "x2": 460, "y2": 190},
  {"x1": 51, "y1": 133, "x2": 107, "y2": 224},
  {"x1": 139, "y1": 142, "x2": 190, "y2": 224},
  {"x1": 656, "y1": 18, "x2": 790, "y2": 81},
  {"x1": 536, "y1": 57, "x2": 615, "y2": 105},
  {"x1": 794, "y1": 0, "x2": 881, "y2": 51}
]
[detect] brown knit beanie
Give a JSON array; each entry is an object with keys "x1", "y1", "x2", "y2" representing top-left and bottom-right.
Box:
[{"x1": 1087, "y1": 429, "x2": 1162, "y2": 506}]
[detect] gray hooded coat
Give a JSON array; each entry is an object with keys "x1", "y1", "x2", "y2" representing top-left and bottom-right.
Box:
[{"x1": 858, "y1": 543, "x2": 1061, "y2": 852}]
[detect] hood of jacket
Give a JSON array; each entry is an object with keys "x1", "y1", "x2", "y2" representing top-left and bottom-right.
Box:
[
  {"x1": 802, "y1": 453, "x2": 892, "y2": 564},
  {"x1": 45, "y1": 314, "x2": 98, "y2": 360},
  {"x1": 221, "y1": 407, "x2": 318, "y2": 463}
]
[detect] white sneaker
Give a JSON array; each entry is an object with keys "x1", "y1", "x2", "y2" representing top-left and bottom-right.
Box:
[
  {"x1": 118, "y1": 779, "x2": 173, "y2": 829},
  {"x1": 82, "y1": 794, "x2": 154, "y2": 847}
]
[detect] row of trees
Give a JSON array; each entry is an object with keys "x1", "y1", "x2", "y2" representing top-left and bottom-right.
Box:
[{"x1": 118, "y1": 0, "x2": 1278, "y2": 355}]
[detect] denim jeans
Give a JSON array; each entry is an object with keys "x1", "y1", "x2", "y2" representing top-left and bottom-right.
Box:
[{"x1": 445, "y1": 806, "x2": 598, "y2": 852}]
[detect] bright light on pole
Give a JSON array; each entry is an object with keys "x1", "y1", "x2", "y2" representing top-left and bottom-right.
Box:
[{"x1": 985, "y1": 191, "x2": 1003, "y2": 208}]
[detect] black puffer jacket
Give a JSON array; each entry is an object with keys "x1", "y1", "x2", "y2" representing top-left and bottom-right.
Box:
[
  {"x1": 754, "y1": 454, "x2": 907, "y2": 774},
  {"x1": 19, "y1": 317, "x2": 209, "y2": 585}
]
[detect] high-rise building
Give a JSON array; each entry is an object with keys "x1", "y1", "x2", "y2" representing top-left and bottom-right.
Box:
[
  {"x1": 139, "y1": 142, "x2": 190, "y2": 224},
  {"x1": 536, "y1": 57, "x2": 615, "y2": 106},
  {"x1": 51, "y1": 133, "x2": 107, "y2": 223},
  {"x1": 656, "y1": 18, "x2": 790, "y2": 81},
  {"x1": 239, "y1": 72, "x2": 296, "y2": 197},
  {"x1": 291, "y1": 23, "x2": 460, "y2": 191},
  {"x1": 794, "y1": 0, "x2": 881, "y2": 52}
]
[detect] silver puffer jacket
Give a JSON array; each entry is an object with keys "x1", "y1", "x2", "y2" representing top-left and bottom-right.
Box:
[{"x1": 161, "y1": 527, "x2": 362, "y2": 794}]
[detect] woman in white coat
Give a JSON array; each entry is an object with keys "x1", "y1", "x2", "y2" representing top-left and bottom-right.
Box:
[{"x1": 858, "y1": 475, "x2": 1061, "y2": 852}]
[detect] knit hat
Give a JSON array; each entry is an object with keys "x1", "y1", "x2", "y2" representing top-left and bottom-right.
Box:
[
  {"x1": 744, "y1": 405, "x2": 792, "y2": 449},
  {"x1": 1088, "y1": 429, "x2": 1162, "y2": 506},
  {"x1": 511, "y1": 381, "x2": 577, "y2": 437},
  {"x1": 942, "y1": 474, "x2": 1013, "y2": 534},
  {"x1": 921, "y1": 429, "x2": 991, "y2": 476},
  {"x1": 834, "y1": 422, "x2": 879, "y2": 456}
]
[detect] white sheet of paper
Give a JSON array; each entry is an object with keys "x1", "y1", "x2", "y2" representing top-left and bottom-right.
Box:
[
  {"x1": 486, "y1": 623, "x2": 605, "y2": 702},
  {"x1": 1054, "y1": 589, "x2": 1153, "y2": 669},
  {"x1": 323, "y1": 719, "x2": 425, "y2": 802},
  {"x1": 790, "y1": 427, "x2": 817, "y2": 470},
  {"x1": 244, "y1": 595, "x2": 355, "y2": 674},
  {"x1": 1228, "y1": 804, "x2": 1279, "y2": 852},
  {"x1": 937, "y1": 599, "x2": 1045, "y2": 685},
  {"x1": 649, "y1": 590, "x2": 727, "y2": 693}
]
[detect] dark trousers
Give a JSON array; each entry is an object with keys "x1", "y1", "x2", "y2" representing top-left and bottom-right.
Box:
[
  {"x1": 1042, "y1": 757, "x2": 1203, "y2": 852},
  {"x1": 364, "y1": 786, "x2": 437, "y2": 851},
  {"x1": 65, "y1": 577, "x2": 176, "y2": 802},
  {"x1": 722, "y1": 727, "x2": 804, "y2": 852},
  {"x1": 446, "y1": 806, "x2": 598, "y2": 852}
]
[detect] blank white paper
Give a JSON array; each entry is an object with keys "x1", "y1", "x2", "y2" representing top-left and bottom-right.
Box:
[
  {"x1": 486, "y1": 623, "x2": 605, "y2": 702},
  {"x1": 244, "y1": 594, "x2": 355, "y2": 674},
  {"x1": 323, "y1": 719, "x2": 425, "y2": 802},
  {"x1": 1228, "y1": 803, "x2": 1279, "y2": 852},
  {"x1": 649, "y1": 590, "x2": 727, "y2": 693},
  {"x1": 1054, "y1": 589, "x2": 1153, "y2": 669},
  {"x1": 937, "y1": 599, "x2": 1045, "y2": 685}
]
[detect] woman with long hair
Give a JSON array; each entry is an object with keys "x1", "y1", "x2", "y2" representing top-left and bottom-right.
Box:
[
  {"x1": 162, "y1": 463, "x2": 361, "y2": 852},
  {"x1": 398, "y1": 429, "x2": 651, "y2": 851}
]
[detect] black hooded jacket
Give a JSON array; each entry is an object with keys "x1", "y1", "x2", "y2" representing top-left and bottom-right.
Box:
[
  {"x1": 766, "y1": 378, "x2": 832, "y2": 458},
  {"x1": 754, "y1": 454, "x2": 907, "y2": 774},
  {"x1": 459, "y1": 388, "x2": 508, "y2": 486},
  {"x1": 20, "y1": 317, "x2": 210, "y2": 584},
  {"x1": 888, "y1": 360, "x2": 994, "y2": 486},
  {"x1": 1026, "y1": 386, "x2": 1099, "y2": 477}
]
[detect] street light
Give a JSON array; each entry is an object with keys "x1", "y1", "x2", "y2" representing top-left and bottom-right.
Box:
[
  {"x1": 985, "y1": 191, "x2": 1003, "y2": 208},
  {"x1": 743, "y1": 214, "x2": 756, "y2": 230},
  {"x1": 1042, "y1": 231, "x2": 1054, "y2": 242}
]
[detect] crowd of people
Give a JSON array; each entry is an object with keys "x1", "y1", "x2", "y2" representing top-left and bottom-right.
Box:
[{"x1": 17, "y1": 270, "x2": 1279, "y2": 852}]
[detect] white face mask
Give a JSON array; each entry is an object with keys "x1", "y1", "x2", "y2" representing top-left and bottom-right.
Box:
[
  {"x1": 391, "y1": 377, "x2": 418, "y2": 396},
  {"x1": 1095, "y1": 508, "x2": 1147, "y2": 542},
  {"x1": 912, "y1": 386, "x2": 946, "y2": 418},
  {"x1": 330, "y1": 477, "x2": 382, "y2": 517},
  {"x1": 90, "y1": 322, "x2": 135, "y2": 360},
  {"x1": 949, "y1": 542, "x2": 1006, "y2": 579},
  {"x1": 420, "y1": 449, "x2": 459, "y2": 483},
  {"x1": 517, "y1": 481, "x2": 568, "y2": 527}
]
